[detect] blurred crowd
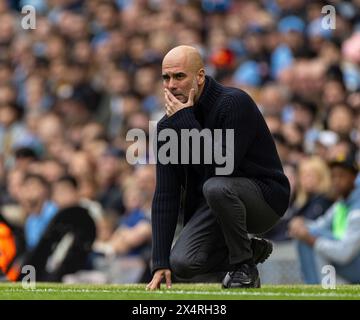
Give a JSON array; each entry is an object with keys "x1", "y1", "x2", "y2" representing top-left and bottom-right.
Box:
[{"x1": 1, "y1": 0, "x2": 360, "y2": 284}]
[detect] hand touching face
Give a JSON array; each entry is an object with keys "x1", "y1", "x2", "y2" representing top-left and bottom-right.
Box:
[{"x1": 164, "y1": 87, "x2": 195, "y2": 117}]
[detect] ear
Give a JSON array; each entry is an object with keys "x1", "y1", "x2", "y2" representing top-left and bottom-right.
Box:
[{"x1": 197, "y1": 69, "x2": 205, "y2": 85}]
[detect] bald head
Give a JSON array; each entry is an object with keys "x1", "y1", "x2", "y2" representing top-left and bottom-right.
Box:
[
  {"x1": 162, "y1": 46, "x2": 205, "y2": 103},
  {"x1": 162, "y1": 45, "x2": 204, "y2": 73}
]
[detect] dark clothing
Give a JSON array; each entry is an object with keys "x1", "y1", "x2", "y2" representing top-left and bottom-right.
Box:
[
  {"x1": 170, "y1": 177, "x2": 280, "y2": 279},
  {"x1": 151, "y1": 76, "x2": 290, "y2": 273},
  {"x1": 19, "y1": 206, "x2": 96, "y2": 282},
  {"x1": 120, "y1": 208, "x2": 151, "y2": 256},
  {"x1": 262, "y1": 194, "x2": 333, "y2": 241},
  {"x1": 97, "y1": 183, "x2": 125, "y2": 216},
  {"x1": 293, "y1": 194, "x2": 334, "y2": 220}
]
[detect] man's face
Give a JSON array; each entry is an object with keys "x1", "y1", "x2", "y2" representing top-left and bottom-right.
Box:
[
  {"x1": 52, "y1": 181, "x2": 78, "y2": 209},
  {"x1": 331, "y1": 166, "x2": 356, "y2": 197},
  {"x1": 21, "y1": 178, "x2": 48, "y2": 212},
  {"x1": 162, "y1": 56, "x2": 203, "y2": 103}
]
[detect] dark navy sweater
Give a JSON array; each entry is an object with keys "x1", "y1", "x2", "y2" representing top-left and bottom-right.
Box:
[{"x1": 151, "y1": 76, "x2": 290, "y2": 273}]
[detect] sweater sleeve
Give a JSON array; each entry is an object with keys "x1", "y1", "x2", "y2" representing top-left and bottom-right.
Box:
[
  {"x1": 305, "y1": 204, "x2": 335, "y2": 231},
  {"x1": 151, "y1": 119, "x2": 182, "y2": 274}
]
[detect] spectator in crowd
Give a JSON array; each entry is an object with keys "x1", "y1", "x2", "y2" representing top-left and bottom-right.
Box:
[
  {"x1": 12, "y1": 147, "x2": 38, "y2": 169},
  {"x1": 41, "y1": 158, "x2": 67, "y2": 184},
  {"x1": 95, "y1": 147, "x2": 126, "y2": 216},
  {"x1": 0, "y1": 102, "x2": 30, "y2": 167},
  {"x1": 52, "y1": 175, "x2": 81, "y2": 210},
  {"x1": 134, "y1": 165, "x2": 156, "y2": 216},
  {"x1": 93, "y1": 184, "x2": 151, "y2": 257},
  {"x1": 291, "y1": 156, "x2": 334, "y2": 221},
  {"x1": 261, "y1": 139, "x2": 333, "y2": 243},
  {"x1": 53, "y1": 173, "x2": 104, "y2": 223},
  {"x1": 20, "y1": 173, "x2": 58, "y2": 250},
  {"x1": 2, "y1": 167, "x2": 21, "y2": 202},
  {"x1": 19, "y1": 174, "x2": 96, "y2": 282},
  {"x1": 326, "y1": 103, "x2": 356, "y2": 140},
  {"x1": 289, "y1": 154, "x2": 360, "y2": 284}
]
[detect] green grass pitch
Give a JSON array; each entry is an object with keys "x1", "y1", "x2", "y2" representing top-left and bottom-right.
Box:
[{"x1": 0, "y1": 283, "x2": 360, "y2": 300}]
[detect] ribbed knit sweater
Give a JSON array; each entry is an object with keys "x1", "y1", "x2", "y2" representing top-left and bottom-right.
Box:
[{"x1": 151, "y1": 76, "x2": 290, "y2": 273}]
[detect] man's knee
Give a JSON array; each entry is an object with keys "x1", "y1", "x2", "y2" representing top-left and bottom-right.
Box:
[
  {"x1": 169, "y1": 251, "x2": 199, "y2": 279},
  {"x1": 202, "y1": 177, "x2": 233, "y2": 205}
]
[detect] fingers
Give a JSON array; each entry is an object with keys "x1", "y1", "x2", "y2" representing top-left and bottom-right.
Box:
[
  {"x1": 165, "y1": 103, "x2": 171, "y2": 116},
  {"x1": 165, "y1": 102, "x2": 174, "y2": 116},
  {"x1": 164, "y1": 92, "x2": 172, "y2": 109},
  {"x1": 164, "y1": 90, "x2": 175, "y2": 107},
  {"x1": 164, "y1": 88, "x2": 194, "y2": 116},
  {"x1": 164, "y1": 91, "x2": 175, "y2": 116},
  {"x1": 186, "y1": 88, "x2": 195, "y2": 106},
  {"x1": 289, "y1": 228, "x2": 300, "y2": 239},
  {"x1": 146, "y1": 272, "x2": 163, "y2": 291},
  {"x1": 165, "y1": 89, "x2": 176, "y2": 103},
  {"x1": 289, "y1": 217, "x2": 301, "y2": 228},
  {"x1": 165, "y1": 270, "x2": 172, "y2": 289},
  {"x1": 146, "y1": 274, "x2": 162, "y2": 291},
  {"x1": 288, "y1": 222, "x2": 307, "y2": 239},
  {"x1": 165, "y1": 89, "x2": 179, "y2": 103},
  {"x1": 146, "y1": 270, "x2": 172, "y2": 291},
  {"x1": 288, "y1": 222, "x2": 298, "y2": 236}
]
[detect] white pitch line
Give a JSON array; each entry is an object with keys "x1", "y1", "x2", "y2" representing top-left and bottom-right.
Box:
[{"x1": 2, "y1": 288, "x2": 360, "y2": 298}]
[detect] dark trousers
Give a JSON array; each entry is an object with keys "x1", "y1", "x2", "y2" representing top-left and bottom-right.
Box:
[{"x1": 170, "y1": 177, "x2": 280, "y2": 279}]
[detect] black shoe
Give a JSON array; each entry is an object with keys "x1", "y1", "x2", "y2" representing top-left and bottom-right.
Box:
[
  {"x1": 251, "y1": 237, "x2": 273, "y2": 264},
  {"x1": 222, "y1": 264, "x2": 260, "y2": 289}
]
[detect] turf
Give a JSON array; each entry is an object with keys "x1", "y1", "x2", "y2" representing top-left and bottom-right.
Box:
[{"x1": 0, "y1": 283, "x2": 360, "y2": 300}]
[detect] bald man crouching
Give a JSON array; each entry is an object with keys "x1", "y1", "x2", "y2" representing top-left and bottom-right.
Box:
[{"x1": 146, "y1": 46, "x2": 290, "y2": 290}]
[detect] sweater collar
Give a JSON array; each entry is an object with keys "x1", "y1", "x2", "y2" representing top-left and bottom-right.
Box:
[{"x1": 195, "y1": 75, "x2": 223, "y2": 113}]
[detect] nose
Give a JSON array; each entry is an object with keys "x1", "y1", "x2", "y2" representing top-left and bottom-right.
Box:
[{"x1": 168, "y1": 78, "x2": 177, "y2": 91}]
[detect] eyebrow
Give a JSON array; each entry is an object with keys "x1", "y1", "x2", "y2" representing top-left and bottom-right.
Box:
[{"x1": 162, "y1": 72, "x2": 187, "y2": 79}]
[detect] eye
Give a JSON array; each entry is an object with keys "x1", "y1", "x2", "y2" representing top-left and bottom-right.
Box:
[{"x1": 175, "y1": 74, "x2": 185, "y2": 80}]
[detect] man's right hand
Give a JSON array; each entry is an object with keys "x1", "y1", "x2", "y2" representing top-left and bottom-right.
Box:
[{"x1": 146, "y1": 269, "x2": 172, "y2": 291}]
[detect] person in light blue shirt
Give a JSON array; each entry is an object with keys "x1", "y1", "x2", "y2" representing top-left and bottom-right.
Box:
[
  {"x1": 289, "y1": 154, "x2": 360, "y2": 284},
  {"x1": 22, "y1": 174, "x2": 58, "y2": 249},
  {"x1": 271, "y1": 16, "x2": 306, "y2": 79}
]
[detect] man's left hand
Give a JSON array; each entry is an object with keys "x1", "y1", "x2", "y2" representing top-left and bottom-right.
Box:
[{"x1": 164, "y1": 88, "x2": 195, "y2": 117}]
